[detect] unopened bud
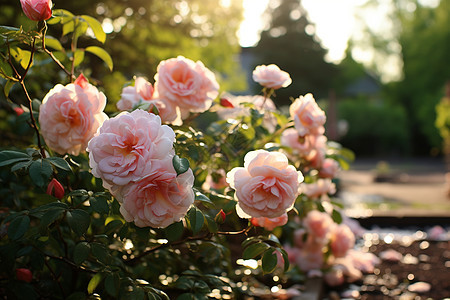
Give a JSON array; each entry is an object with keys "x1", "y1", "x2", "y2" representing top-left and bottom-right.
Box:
[
  {"x1": 16, "y1": 268, "x2": 33, "y2": 283},
  {"x1": 220, "y1": 98, "x2": 234, "y2": 108},
  {"x1": 214, "y1": 209, "x2": 226, "y2": 224},
  {"x1": 46, "y1": 178, "x2": 65, "y2": 199},
  {"x1": 14, "y1": 107, "x2": 25, "y2": 116},
  {"x1": 20, "y1": 0, "x2": 52, "y2": 21},
  {"x1": 74, "y1": 74, "x2": 89, "y2": 89}
]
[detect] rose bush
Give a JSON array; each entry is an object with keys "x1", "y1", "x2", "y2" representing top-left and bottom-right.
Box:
[{"x1": 0, "y1": 3, "x2": 372, "y2": 299}]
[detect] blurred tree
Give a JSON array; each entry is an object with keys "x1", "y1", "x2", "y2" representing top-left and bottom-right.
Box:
[
  {"x1": 252, "y1": 0, "x2": 338, "y2": 106},
  {"x1": 351, "y1": 0, "x2": 450, "y2": 155},
  {"x1": 0, "y1": 0, "x2": 246, "y2": 108}
]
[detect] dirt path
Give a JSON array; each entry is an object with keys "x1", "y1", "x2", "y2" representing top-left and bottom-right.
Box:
[{"x1": 337, "y1": 158, "x2": 450, "y2": 217}]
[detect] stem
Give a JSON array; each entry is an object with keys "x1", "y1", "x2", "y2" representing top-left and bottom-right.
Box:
[
  {"x1": 44, "y1": 259, "x2": 66, "y2": 298},
  {"x1": 125, "y1": 232, "x2": 212, "y2": 265},
  {"x1": 14, "y1": 36, "x2": 46, "y2": 158},
  {"x1": 217, "y1": 225, "x2": 253, "y2": 236},
  {"x1": 41, "y1": 22, "x2": 74, "y2": 80}
]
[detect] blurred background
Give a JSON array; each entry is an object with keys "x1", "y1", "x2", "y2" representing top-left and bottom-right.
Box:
[{"x1": 1, "y1": 0, "x2": 449, "y2": 214}]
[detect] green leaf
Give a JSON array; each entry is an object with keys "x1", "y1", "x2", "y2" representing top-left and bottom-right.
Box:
[
  {"x1": 52, "y1": 9, "x2": 75, "y2": 22},
  {"x1": 40, "y1": 207, "x2": 65, "y2": 229},
  {"x1": 66, "y1": 209, "x2": 90, "y2": 236},
  {"x1": 3, "y1": 80, "x2": 16, "y2": 97},
  {"x1": 104, "y1": 273, "x2": 120, "y2": 297},
  {"x1": 332, "y1": 209, "x2": 342, "y2": 224},
  {"x1": 172, "y1": 155, "x2": 190, "y2": 176},
  {"x1": 278, "y1": 247, "x2": 290, "y2": 272},
  {"x1": 194, "y1": 192, "x2": 214, "y2": 206},
  {"x1": 87, "y1": 273, "x2": 103, "y2": 294},
  {"x1": 242, "y1": 242, "x2": 270, "y2": 259},
  {"x1": 81, "y1": 15, "x2": 106, "y2": 43},
  {"x1": 73, "y1": 241, "x2": 90, "y2": 265},
  {"x1": 0, "y1": 150, "x2": 30, "y2": 167},
  {"x1": 89, "y1": 196, "x2": 109, "y2": 214},
  {"x1": 46, "y1": 157, "x2": 71, "y2": 171},
  {"x1": 62, "y1": 20, "x2": 75, "y2": 36},
  {"x1": 164, "y1": 221, "x2": 184, "y2": 242},
  {"x1": 7, "y1": 215, "x2": 30, "y2": 240},
  {"x1": 91, "y1": 242, "x2": 108, "y2": 264},
  {"x1": 261, "y1": 249, "x2": 278, "y2": 274},
  {"x1": 0, "y1": 60, "x2": 14, "y2": 79},
  {"x1": 85, "y1": 46, "x2": 113, "y2": 71},
  {"x1": 44, "y1": 36, "x2": 63, "y2": 51},
  {"x1": 73, "y1": 49, "x2": 85, "y2": 68},
  {"x1": 10, "y1": 47, "x2": 32, "y2": 69},
  {"x1": 187, "y1": 207, "x2": 204, "y2": 235},
  {"x1": 0, "y1": 25, "x2": 19, "y2": 34},
  {"x1": 28, "y1": 159, "x2": 53, "y2": 187},
  {"x1": 11, "y1": 160, "x2": 32, "y2": 172}
]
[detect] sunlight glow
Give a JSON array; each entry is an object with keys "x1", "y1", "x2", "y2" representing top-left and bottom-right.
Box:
[{"x1": 238, "y1": 0, "x2": 270, "y2": 47}]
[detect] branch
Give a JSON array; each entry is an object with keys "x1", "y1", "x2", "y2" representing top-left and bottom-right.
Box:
[
  {"x1": 125, "y1": 232, "x2": 212, "y2": 265},
  {"x1": 41, "y1": 22, "x2": 74, "y2": 80}
]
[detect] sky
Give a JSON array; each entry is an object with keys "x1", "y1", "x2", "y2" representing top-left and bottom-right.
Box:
[
  {"x1": 238, "y1": 0, "x2": 367, "y2": 63},
  {"x1": 237, "y1": 0, "x2": 440, "y2": 81}
]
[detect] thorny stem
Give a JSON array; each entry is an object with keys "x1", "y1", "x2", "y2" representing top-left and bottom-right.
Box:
[
  {"x1": 44, "y1": 258, "x2": 66, "y2": 298},
  {"x1": 126, "y1": 232, "x2": 212, "y2": 265},
  {"x1": 14, "y1": 36, "x2": 46, "y2": 158},
  {"x1": 216, "y1": 225, "x2": 254, "y2": 236},
  {"x1": 41, "y1": 22, "x2": 74, "y2": 80}
]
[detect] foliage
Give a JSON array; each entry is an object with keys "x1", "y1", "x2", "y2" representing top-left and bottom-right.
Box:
[
  {"x1": 0, "y1": 3, "x2": 358, "y2": 299},
  {"x1": 338, "y1": 97, "x2": 410, "y2": 156}
]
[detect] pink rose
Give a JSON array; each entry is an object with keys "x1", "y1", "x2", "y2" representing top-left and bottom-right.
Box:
[
  {"x1": 345, "y1": 250, "x2": 380, "y2": 273},
  {"x1": 295, "y1": 248, "x2": 324, "y2": 272},
  {"x1": 289, "y1": 94, "x2": 326, "y2": 136},
  {"x1": 87, "y1": 109, "x2": 175, "y2": 187},
  {"x1": 226, "y1": 150, "x2": 303, "y2": 218},
  {"x1": 302, "y1": 178, "x2": 336, "y2": 199},
  {"x1": 16, "y1": 268, "x2": 33, "y2": 283},
  {"x1": 250, "y1": 213, "x2": 288, "y2": 231},
  {"x1": 20, "y1": 0, "x2": 52, "y2": 21},
  {"x1": 154, "y1": 56, "x2": 219, "y2": 114},
  {"x1": 303, "y1": 210, "x2": 334, "y2": 241},
  {"x1": 252, "y1": 64, "x2": 292, "y2": 89},
  {"x1": 39, "y1": 74, "x2": 108, "y2": 155},
  {"x1": 324, "y1": 268, "x2": 345, "y2": 286},
  {"x1": 118, "y1": 157, "x2": 195, "y2": 228},
  {"x1": 116, "y1": 77, "x2": 154, "y2": 111},
  {"x1": 319, "y1": 158, "x2": 340, "y2": 178},
  {"x1": 330, "y1": 224, "x2": 355, "y2": 258}
]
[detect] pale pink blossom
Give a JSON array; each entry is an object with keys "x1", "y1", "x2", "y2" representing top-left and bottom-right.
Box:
[
  {"x1": 302, "y1": 178, "x2": 336, "y2": 199},
  {"x1": 118, "y1": 158, "x2": 195, "y2": 228},
  {"x1": 281, "y1": 128, "x2": 315, "y2": 157},
  {"x1": 87, "y1": 109, "x2": 175, "y2": 187},
  {"x1": 289, "y1": 94, "x2": 326, "y2": 136},
  {"x1": 154, "y1": 56, "x2": 219, "y2": 115},
  {"x1": 226, "y1": 150, "x2": 303, "y2": 218},
  {"x1": 324, "y1": 268, "x2": 345, "y2": 286},
  {"x1": 20, "y1": 0, "x2": 52, "y2": 21},
  {"x1": 116, "y1": 77, "x2": 154, "y2": 111},
  {"x1": 379, "y1": 249, "x2": 403, "y2": 262},
  {"x1": 295, "y1": 247, "x2": 324, "y2": 272},
  {"x1": 252, "y1": 64, "x2": 292, "y2": 89},
  {"x1": 329, "y1": 258, "x2": 363, "y2": 283},
  {"x1": 39, "y1": 74, "x2": 108, "y2": 155},
  {"x1": 250, "y1": 213, "x2": 288, "y2": 231},
  {"x1": 202, "y1": 169, "x2": 228, "y2": 191},
  {"x1": 303, "y1": 210, "x2": 334, "y2": 241},
  {"x1": 345, "y1": 249, "x2": 380, "y2": 273},
  {"x1": 319, "y1": 158, "x2": 340, "y2": 179},
  {"x1": 330, "y1": 224, "x2": 355, "y2": 258}
]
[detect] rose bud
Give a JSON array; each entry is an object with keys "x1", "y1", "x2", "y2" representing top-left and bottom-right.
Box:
[
  {"x1": 46, "y1": 178, "x2": 65, "y2": 199},
  {"x1": 14, "y1": 107, "x2": 25, "y2": 116},
  {"x1": 16, "y1": 268, "x2": 33, "y2": 283},
  {"x1": 20, "y1": 0, "x2": 53, "y2": 21},
  {"x1": 219, "y1": 98, "x2": 234, "y2": 108},
  {"x1": 214, "y1": 209, "x2": 226, "y2": 224}
]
